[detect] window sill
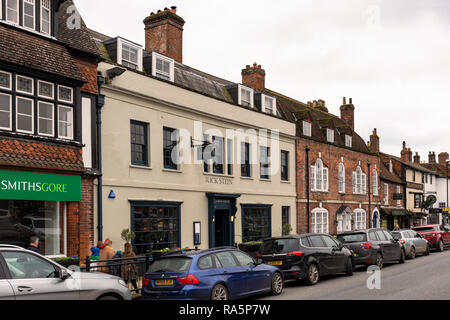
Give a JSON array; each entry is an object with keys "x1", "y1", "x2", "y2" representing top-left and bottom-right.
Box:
[
  {"x1": 260, "y1": 178, "x2": 272, "y2": 182},
  {"x1": 130, "y1": 165, "x2": 152, "y2": 170},
  {"x1": 204, "y1": 172, "x2": 234, "y2": 179},
  {"x1": 163, "y1": 168, "x2": 182, "y2": 173},
  {"x1": 281, "y1": 180, "x2": 291, "y2": 184},
  {"x1": 240, "y1": 176, "x2": 254, "y2": 181}
]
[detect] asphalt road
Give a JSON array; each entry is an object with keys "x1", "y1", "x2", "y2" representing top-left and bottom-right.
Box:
[{"x1": 259, "y1": 248, "x2": 450, "y2": 300}]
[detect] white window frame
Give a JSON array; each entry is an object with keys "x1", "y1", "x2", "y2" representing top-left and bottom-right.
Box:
[
  {"x1": 389, "y1": 160, "x2": 393, "y2": 173},
  {"x1": 121, "y1": 43, "x2": 140, "y2": 70},
  {"x1": 37, "y1": 80, "x2": 54, "y2": 99},
  {"x1": 338, "y1": 162, "x2": 345, "y2": 193},
  {"x1": 327, "y1": 128, "x2": 334, "y2": 143},
  {"x1": 303, "y1": 121, "x2": 312, "y2": 137},
  {"x1": 372, "y1": 168, "x2": 378, "y2": 196},
  {"x1": 16, "y1": 96, "x2": 34, "y2": 134},
  {"x1": 57, "y1": 85, "x2": 73, "y2": 104},
  {"x1": 345, "y1": 135, "x2": 353, "y2": 148},
  {"x1": 0, "y1": 93, "x2": 12, "y2": 131},
  {"x1": 58, "y1": 105, "x2": 73, "y2": 140},
  {"x1": 16, "y1": 75, "x2": 34, "y2": 95},
  {"x1": 384, "y1": 183, "x2": 389, "y2": 206},
  {"x1": 352, "y1": 166, "x2": 366, "y2": 195},
  {"x1": 262, "y1": 94, "x2": 276, "y2": 115},
  {"x1": 354, "y1": 209, "x2": 367, "y2": 230},
  {"x1": 238, "y1": 85, "x2": 254, "y2": 108},
  {"x1": 396, "y1": 185, "x2": 401, "y2": 207},
  {"x1": 151, "y1": 52, "x2": 173, "y2": 81},
  {"x1": 23, "y1": 0, "x2": 35, "y2": 30},
  {"x1": 37, "y1": 101, "x2": 54, "y2": 137},
  {"x1": 6, "y1": 0, "x2": 19, "y2": 24},
  {"x1": 311, "y1": 158, "x2": 328, "y2": 192},
  {"x1": 40, "y1": 0, "x2": 51, "y2": 35},
  {"x1": 311, "y1": 208, "x2": 329, "y2": 234},
  {"x1": 0, "y1": 71, "x2": 12, "y2": 90}
]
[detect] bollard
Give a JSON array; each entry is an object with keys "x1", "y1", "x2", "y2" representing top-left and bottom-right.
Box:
[{"x1": 85, "y1": 256, "x2": 91, "y2": 272}]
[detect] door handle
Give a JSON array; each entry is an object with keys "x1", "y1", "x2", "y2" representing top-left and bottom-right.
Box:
[{"x1": 17, "y1": 286, "x2": 33, "y2": 293}]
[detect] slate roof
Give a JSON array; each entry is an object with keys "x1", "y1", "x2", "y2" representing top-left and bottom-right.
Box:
[
  {"x1": 380, "y1": 153, "x2": 435, "y2": 174},
  {"x1": 380, "y1": 162, "x2": 404, "y2": 184},
  {"x1": 0, "y1": 137, "x2": 84, "y2": 172},
  {"x1": 0, "y1": 24, "x2": 84, "y2": 82},
  {"x1": 421, "y1": 163, "x2": 450, "y2": 178}
]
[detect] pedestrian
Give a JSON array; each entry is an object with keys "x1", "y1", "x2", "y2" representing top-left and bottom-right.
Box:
[
  {"x1": 121, "y1": 243, "x2": 138, "y2": 292},
  {"x1": 26, "y1": 236, "x2": 41, "y2": 254},
  {"x1": 393, "y1": 224, "x2": 400, "y2": 231},
  {"x1": 98, "y1": 238, "x2": 116, "y2": 273}
]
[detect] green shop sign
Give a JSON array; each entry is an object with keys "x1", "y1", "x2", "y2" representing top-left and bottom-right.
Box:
[{"x1": 0, "y1": 170, "x2": 81, "y2": 202}]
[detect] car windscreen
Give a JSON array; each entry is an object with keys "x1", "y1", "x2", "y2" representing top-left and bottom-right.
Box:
[
  {"x1": 261, "y1": 238, "x2": 298, "y2": 254},
  {"x1": 336, "y1": 233, "x2": 367, "y2": 243},
  {"x1": 413, "y1": 226, "x2": 439, "y2": 232},
  {"x1": 391, "y1": 232, "x2": 402, "y2": 239},
  {"x1": 148, "y1": 257, "x2": 192, "y2": 273}
]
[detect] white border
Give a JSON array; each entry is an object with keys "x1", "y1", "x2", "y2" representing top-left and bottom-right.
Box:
[
  {"x1": 0, "y1": 93, "x2": 12, "y2": 131},
  {"x1": 151, "y1": 52, "x2": 174, "y2": 82},
  {"x1": 16, "y1": 96, "x2": 34, "y2": 134},
  {"x1": 16, "y1": 75, "x2": 34, "y2": 95},
  {"x1": 37, "y1": 100, "x2": 54, "y2": 137}
]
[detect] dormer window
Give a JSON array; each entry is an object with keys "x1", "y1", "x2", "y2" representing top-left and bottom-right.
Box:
[
  {"x1": 23, "y1": 0, "x2": 35, "y2": 30},
  {"x1": 239, "y1": 85, "x2": 253, "y2": 108},
  {"x1": 326, "y1": 128, "x2": 334, "y2": 143},
  {"x1": 303, "y1": 121, "x2": 312, "y2": 137},
  {"x1": 2, "y1": 0, "x2": 51, "y2": 35},
  {"x1": 117, "y1": 39, "x2": 143, "y2": 72},
  {"x1": 40, "y1": 0, "x2": 51, "y2": 34},
  {"x1": 151, "y1": 52, "x2": 174, "y2": 82},
  {"x1": 262, "y1": 95, "x2": 276, "y2": 115},
  {"x1": 6, "y1": 0, "x2": 19, "y2": 24},
  {"x1": 345, "y1": 135, "x2": 352, "y2": 148}
]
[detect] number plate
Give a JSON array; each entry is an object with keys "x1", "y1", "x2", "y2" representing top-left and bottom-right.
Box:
[
  {"x1": 156, "y1": 279, "x2": 174, "y2": 286},
  {"x1": 268, "y1": 261, "x2": 282, "y2": 266}
]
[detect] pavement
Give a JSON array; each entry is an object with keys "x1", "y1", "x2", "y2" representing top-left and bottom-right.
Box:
[{"x1": 258, "y1": 248, "x2": 450, "y2": 300}]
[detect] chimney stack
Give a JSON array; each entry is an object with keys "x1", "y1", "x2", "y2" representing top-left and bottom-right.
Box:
[
  {"x1": 340, "y1": 97, "x2": 355, "y2": 130},
  {"x1": 407, "y1": 148, "x2": 413, "y2": 162},
  {"x1": 143, "y1": 6, "x2": 185, "y2": 63},
  {"x1": 438, "y1": 152, "x2": 449, "y2": 165},
  {"x1": 369, "y1": 128, "x2": 379, "y2": 153},
  {"x1": 413, "y1": 152, "x2": 421, "y2": 164},
  {"x1": 401, "y1": 141, "x2": 408, "y2": 162},
  {"x1": 242, "y1": 62, "x2": 266, "y2": 91},
  {"x1": 429, "y1": 152, "x2": 436, "y2": 164}
]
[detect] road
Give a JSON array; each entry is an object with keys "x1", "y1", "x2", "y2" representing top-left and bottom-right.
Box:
[{"x1": 259, "y1": 249, "x2": 450, "y2": 300}]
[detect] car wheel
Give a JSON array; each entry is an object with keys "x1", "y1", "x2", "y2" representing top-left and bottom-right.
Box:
[
  {"x1": 345, "y1": 258, "x2": 353, "y2": 276},
  {"x1": 270, "y1": 272, "x2": 283, "y2": 295},
  {"x1": 98, "y1": 295, "x2": 120, "y2": 300},
  {"x1": 211, "y1": 284, "x2": 228, "y2": 300},
  {"x1": 305, "y1": 263, "x2": 319, "y2": 286},
  {"x1": 437, "y1": 239, "x2": 444, "y2": 252},
  {"x1": 399, "y1": 249, "x2": 406, "y2": 264},
  {"x1": 409, "y1": 247, "x2": 416, "y2": 259},
  {"x1": 425, "y1": 244, "x2": 430, "y2": 256},
  {"x1": 375, "y1": 253, "x2": 383, "y2": 269}
]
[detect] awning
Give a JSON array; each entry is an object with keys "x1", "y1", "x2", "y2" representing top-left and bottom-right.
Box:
[{"x1": 380, "y1": 208, "x2": 410, "y2": 216}]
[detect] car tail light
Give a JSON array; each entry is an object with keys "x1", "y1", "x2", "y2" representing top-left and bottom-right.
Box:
[
  {"x1": 288, "y1": 251, "x2": 304, "y2": 256},
  {"x1": 142, "y1": 277, "x2": 150, "y2": 287},
  {"x1": 361, "y1": 242, "x2": 372, "y2": 250},
  {"x1": 256, "y1": 253, "x2": 262, "y2": 259},
  {"x1": 178, "y1": 274, "x2": 200, "y2": 285}
]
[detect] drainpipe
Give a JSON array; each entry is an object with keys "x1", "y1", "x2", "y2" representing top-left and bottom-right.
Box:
[
  {"x1": 305, "y1": 147, "x2": 310, "y2": 233},
  {"x1": 367, "y1": 163, "x2": 371, "y2": 228},
  {"x1": 96, "y1": 73, "x2": 105, "y2": 242}
]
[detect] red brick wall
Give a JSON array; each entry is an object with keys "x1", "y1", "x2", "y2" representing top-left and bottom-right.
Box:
[
  {"x1": 381, "y1": 180, "x2": 404, "y2": 208},
  {"x1": 242, "y1": 63, "x2": 266, "y2": 91},
  {"x1": 296, "y1": 138, "x2": 381, "y2": 235},
  {"x1": 73, "y1": 54, "x2": 98, "y2": 95},
  {"x1": 145, "y1": 20, "x2": 183, "y2": 63}
]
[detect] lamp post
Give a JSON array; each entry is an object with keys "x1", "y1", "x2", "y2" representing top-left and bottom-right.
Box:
[
  {"x1": 368, "y1": 163, "x2": 371, "y2": 228},
  {"x1": 305, "y1": 147, "x2": 310, "y2": 233}
]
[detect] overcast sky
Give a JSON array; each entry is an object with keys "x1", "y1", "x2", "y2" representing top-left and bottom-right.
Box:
[{"x1": 76, "y1": 0, "x2": 450, "y2": 160}]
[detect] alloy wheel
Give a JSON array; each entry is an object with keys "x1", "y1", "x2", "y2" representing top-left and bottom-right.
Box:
[
  {"x1": 410, "y1": 247, "x2": 416, "y2": 259},
  {"x1": 271, "y1": 273, "x2": 283, "y2": 295},
  {"x1": 439, "y1": 240, "x2": 444, "y2": 252},
  {"x1": 376, "y1": 253, "x2": 383, "y2": 269},
  {"x1": 309, "y1": 264, "x2": 319, "y2": 284},
  {"x1": 211, "y1": 284, "x2": 228, "y2": 300}
]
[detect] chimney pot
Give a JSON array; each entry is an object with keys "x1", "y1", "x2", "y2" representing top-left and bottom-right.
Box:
[
  {"x1": 349, "y1": 98, "x2": 353, "y2": 104},
  {"x1": 343, "y1": 97, "x2": 347, "y2": 105}
]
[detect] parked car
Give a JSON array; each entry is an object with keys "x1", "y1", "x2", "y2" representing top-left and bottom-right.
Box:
[
  {"x1": 391, "y1": 229, "x2": 430, "y2": 259},
  {"x1": 0, "y1": 245, "x2": 132, "y2": 300},
  {"x1": 411, "y1": 225, "x2": 450, "y2": 252},
  {"x1": 257, "y1": 234, "x2": 354, "y2": 286},
  {"x1": 337, "y1": 228, "x2": 405, "y2": 269},
  {"x1": 141, "y1": 247, "x2": 283, "y2": 300}
]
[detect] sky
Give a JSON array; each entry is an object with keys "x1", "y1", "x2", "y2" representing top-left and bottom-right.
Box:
[{"x1": 75, "y1": 0, "x2": 450, "y2": 160}]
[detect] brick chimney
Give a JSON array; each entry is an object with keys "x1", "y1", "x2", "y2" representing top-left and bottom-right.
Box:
[
  {"x1": 438, "y1": 152, "x2": 449, "y2": 165},
  {"x1": 242, "y1": 62, "x2": 266, "y2": 91},
  {"x1": 413, "y1": 152, "x2": 420, "y2": 164},
  {"x1": 340, "y1": 97, "x2": 355, "y2": 130},
  {"x1": 143, "y1": 6, "x2": 185, "y2": 63},
  {"x1": 407, "y1": 148, "x2": 413, "y2": 162},
  {"x1": 369, "y1": 128, "x2": 379, "y2": 153},
  {"x1": 401, "y1": 141, "x2": 408, "y2": 162},
  {"x1": 428, "y1": 152, "x2": 436, "y2": 164}
]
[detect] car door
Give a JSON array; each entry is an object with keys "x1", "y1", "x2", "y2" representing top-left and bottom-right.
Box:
[
  {"x1": 214, "y1": 251, "x2": 247, "y2": 298},
  {"x1": 1, "y1": 251, "x2": 79, "y2": 300},
  {"x1": 440, "y1": 225, "x2": 450, "y2": 244},
  {"x1": 374, "y1": 230, "x2": 391, "y2": 260},
  {"x1": 410, "y1": 230, "x2": 426, "y2": 253},
  {"x1": 0, "y1": 259, "x2": 15, "y2": 300},
  {"x1": 232, "y1": 250, "x2": 270, "y2": 294},
  {"x1": 383, "y1": 230, "x2": 401, "y2": 261},
  {"x1": 307, "y1": 235, "x2": 331, "y2": 275},
  {"x1": 321, "y1": 235, "x2": 347, "y2": 273}
]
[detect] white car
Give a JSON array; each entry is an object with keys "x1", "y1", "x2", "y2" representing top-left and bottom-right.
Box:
[{"x1": 0, "y1": 245, "x2": 132, "y2": 300}]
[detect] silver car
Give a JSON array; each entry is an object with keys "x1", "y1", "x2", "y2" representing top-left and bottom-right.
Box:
[
  {"x1": 0, "y1": 245, "x2": 132, "y2": 300},
  {"x1": 392, "y1": 230, "x2": 430, "y2": 259}
]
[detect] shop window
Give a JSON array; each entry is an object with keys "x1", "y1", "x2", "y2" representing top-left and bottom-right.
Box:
[{"x1": 242, "y1": 205, "x2": 271, "y2": 242}]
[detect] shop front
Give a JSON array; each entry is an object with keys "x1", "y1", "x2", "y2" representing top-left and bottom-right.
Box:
[
  {"x1": 380, "y1": 208, "x2": 411, "y2": 230},
  {"x1": 0, "y1": 170, "x2": 81, "y2": 256}
]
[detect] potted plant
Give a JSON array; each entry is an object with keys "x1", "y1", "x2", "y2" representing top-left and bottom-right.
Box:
[
  {"x1": 238, "y1": 241, "x2": 263, "y2": 258},
  {"x1": 121, "y1": 228, "x2": 136, "y2": 244},
  {"x1": 282, "y1": 224, "x2": 293, "y2": 236}
]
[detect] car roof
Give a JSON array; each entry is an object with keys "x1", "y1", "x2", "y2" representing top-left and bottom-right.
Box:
[
  {"x1": 338, "y1": 228, "x2": 389, "y2": 235},
  {"x1": 155, "y1": 247, "x2": 238, "y2": 258}
]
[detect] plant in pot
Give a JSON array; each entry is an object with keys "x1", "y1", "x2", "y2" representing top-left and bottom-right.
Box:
[
  {"x1": 282, "y1": 224, "x2": 293, "y2": 236},
  {"x1": 121, "y1": 228, "x2": 136, "y2": 244}
]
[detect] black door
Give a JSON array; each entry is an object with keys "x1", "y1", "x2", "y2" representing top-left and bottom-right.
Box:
[{"x1": 215, "y1": 210, "x2": 230, "y2": 247}]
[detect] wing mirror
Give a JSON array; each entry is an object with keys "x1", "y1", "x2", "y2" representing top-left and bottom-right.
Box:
[{"x1": 60, "y1": 268, "x2": 70, "y2": 281}]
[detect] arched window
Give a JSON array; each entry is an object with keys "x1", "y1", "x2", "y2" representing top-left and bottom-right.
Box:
[
  {"x1": 354, "y1": 209, "x2": 367, "y2": 230},
  {"x1": 311, "y1": 208, "x2": 329, "y2": 234},
  {"x1": 337, "y1": 207, "x2": 352, "y2": 233},
  {"x1": 352, "y1": 166, "x2": 366, "y2": 195},
  {"x1": 338, "y1": 163, "x2": 345, "y2": 193},
  {"x1": 372, "y1": 209, "x2": 380, "y2": 228},
  {"x1": 372, "y1": 168, "x2": 378, "y2": 196},
  {"x1": 311, "y1": 158, "x2": 328, "y2": 192}
]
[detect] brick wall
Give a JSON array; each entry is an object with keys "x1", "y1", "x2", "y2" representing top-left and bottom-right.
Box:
[
  {"x1": 73, "y1": 54, "x2": 98, "y2": 95},
  {"x1": 296, "y1": 137, "x2": 381, "y2": 235}
]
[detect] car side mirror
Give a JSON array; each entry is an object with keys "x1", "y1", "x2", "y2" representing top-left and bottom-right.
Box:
[{"x1": 60, "y1": 268, "x2": 70, "y2": 281}]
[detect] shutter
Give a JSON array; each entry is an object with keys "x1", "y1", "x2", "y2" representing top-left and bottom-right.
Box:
[
  {"x1": 323, "y1": 168, "x2": 329, "y2": 191},
  {"x1": 310, "y1": 166, "x2": 315, "y2": 191},
  {"x1": 352, "y1": 172, "x2": 357, "y2": 194}
]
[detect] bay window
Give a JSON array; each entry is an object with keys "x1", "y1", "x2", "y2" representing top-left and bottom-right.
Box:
[
  {"x1": 58, "y1": 105, "x2": 73, "y2": 139},
  {"x1": 16, "y1": 97, "x2": 34, "y2": 133},
  {"x1": 38, "y1": 101, "x2": 54, "y2": 136},
  {"x1": 0, "y1": 93, "x2": 12, "y2": 130}
]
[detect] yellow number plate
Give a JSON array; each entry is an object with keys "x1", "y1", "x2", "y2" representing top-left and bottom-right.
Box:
[
  {"x1": 268, "y1": 261, "x2": 282, "y2": 266},
  {"x1": 156, "y1": 279, "x2": 174, "y2": 286}
]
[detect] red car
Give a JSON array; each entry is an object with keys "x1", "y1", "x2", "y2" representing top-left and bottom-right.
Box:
[{"x1": 411, "y1": 225, "x2": 450, "y2": 252}]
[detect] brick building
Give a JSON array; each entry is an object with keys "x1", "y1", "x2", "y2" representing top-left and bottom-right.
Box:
[{"x1": 0, "y1": 0, "x2": 99, "y2": 258}]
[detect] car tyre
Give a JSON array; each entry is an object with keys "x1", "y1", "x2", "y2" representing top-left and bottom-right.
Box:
[
  {"x1": 98, "y1": 295, "x2": 120, "y2": 300},
  {"x1": 399, "y1": 249, "x2": 406, "y2": 264},
  {"x1": 345, "y1": 258, "x2": 353, "y2": 276},
  {"x1": 270, "y1": 272, "x2": 283, "y2": 296},
  {"x1": 409, "y1": 247, "x2": 416, "y2": 259},
  {"x1": 304, "y1": 263, "x2": 319, "y2": 286},
  {"x1": 375, "y1": 253, "x2": 383, "y2": 269},
  {"x1": 211, "y1": 284, "x2": 228, "y2": 301},
  {"x1": 425, "y1": 244, "x2": 430, "y2": 256},
  {"x1": 437, "y1": 239, "x2": 444, "y2": 252}
]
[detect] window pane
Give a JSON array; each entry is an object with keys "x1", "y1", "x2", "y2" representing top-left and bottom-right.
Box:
[
  {"x1": 58, "y1": 106, "x2": 73, "y2": 139},
  {"x1": 24, "y1": 2, "x2": 34, "y2": 28},
  {"x1": 17, "y1": 76, "x2": 33, "y2": 93},
  {"x1": 242, "y1": 207, "x2": 270, "y2": 242},
  {"x1": 0, "y1": 72, "x2": 11, "y2": 89},
  {"x1": 17, "y1": 98, "x2": 33, "y2": 132},
  {"x1": 3, "y1": 252, "x2": 58, "y2": 279},
  {"x1": 7, "y1": 0, "x2": 18, "y2": 23},
  {"x1": 39, "y1": 82, "x2": 53, "y2": 98},
  {"x1": 130, "y1": 121, "x2": 148, "y2": 166},
  {"x1": 0, "y1": 94, "x2": 11, "y2": 129},
  {"x1": 215, "y1": 251, "x2": 238, "y2": 268},
  {"x1": 58, "y1": 86, "x2": 73, "y2": 102},
  {"x1": 38, "y1": 102, "x2": 53, "y2": 135}
]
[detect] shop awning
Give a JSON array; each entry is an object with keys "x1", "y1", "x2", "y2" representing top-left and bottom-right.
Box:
[{"x1": 380, "y1": 208, "x2": 410, "y2": 216}]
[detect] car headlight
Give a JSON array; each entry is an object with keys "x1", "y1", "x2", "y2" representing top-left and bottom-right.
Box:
[{"x1": 118, "y1": 279, "x2": 128, "y2": 288}]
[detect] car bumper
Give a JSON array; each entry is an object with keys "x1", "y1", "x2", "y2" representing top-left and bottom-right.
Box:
[
  {"x1": 141, "y1": 285, "x2": 211, "y2": 300},
  {"x1": 352, "y1": 251, "x2": 377, "y2": 266},
  {"x1": 278, "y1": 265, "x2": 306, "y2": 280}
]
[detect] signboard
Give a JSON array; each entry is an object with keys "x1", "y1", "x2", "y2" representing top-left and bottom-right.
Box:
[
  {"x1": 0, "y1": 170, "x2": 81, "y2": 202},
  {"x1": 392, "y1": 210, "x2": 406, "y2": 216},
  {"x1": 444, "y1": 207, "x2": 450, "y2": 213},
  {"x1": 393, "y1": 193, "x2": 403, "y2": 200}
]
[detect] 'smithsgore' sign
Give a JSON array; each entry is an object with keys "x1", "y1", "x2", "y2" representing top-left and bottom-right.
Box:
[{"x1": 0, "y1": 170, "x2": 81, "y2": 202}]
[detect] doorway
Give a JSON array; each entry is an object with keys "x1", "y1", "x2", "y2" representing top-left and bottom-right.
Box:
[{"x1": 214, "y1": 209, "x2": 231, "y2": 247}]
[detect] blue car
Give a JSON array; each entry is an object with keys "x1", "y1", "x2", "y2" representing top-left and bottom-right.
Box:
[{"x1": 141, "y1": 247, "x2": 284, "y2": 300}]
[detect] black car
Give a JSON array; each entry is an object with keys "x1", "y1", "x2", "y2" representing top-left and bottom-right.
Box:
[
  {"x1": 258, "y1": 234, "x2": 354, "y2": 285},
  {"x1": 336, "y1": 228, "x2": 406, "y2": 269}
]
